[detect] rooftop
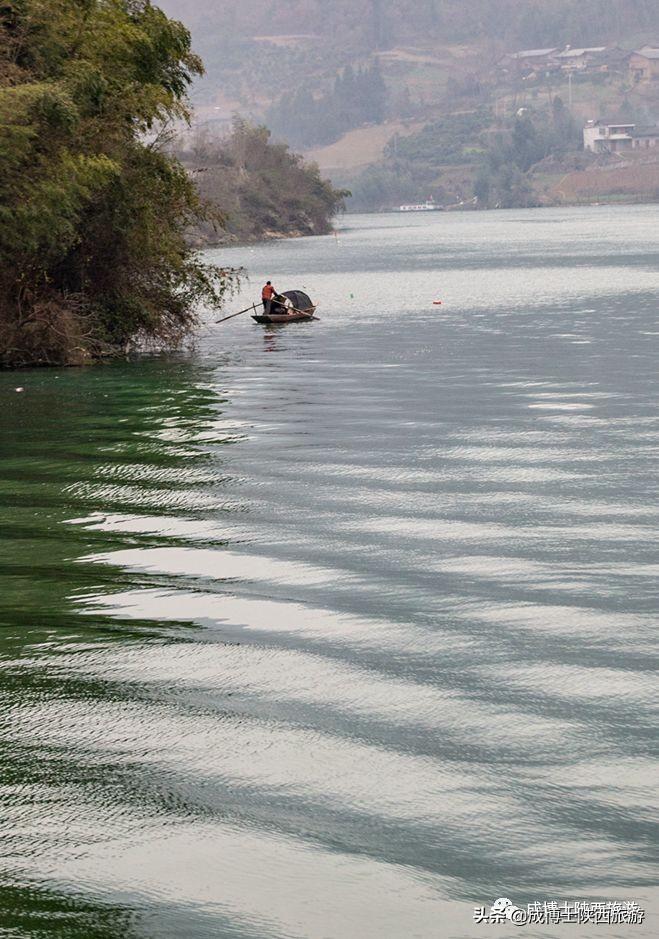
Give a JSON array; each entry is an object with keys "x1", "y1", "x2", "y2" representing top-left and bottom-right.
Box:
[
  {"x1": 509, "y1": 48, "x2": 558, "y2": 60},
  {"x1": 634, "y1": 47, "x2": 659, "y2": 59},
  {"x1": 555, "y1": 47, "x2": 606, "y2": 58},
  {"x1": 605, "y1": 47, "x2": 632, "y2": 60},
  {"x1": 594, "y1": 118, "x2": 635, "y2": 127}
]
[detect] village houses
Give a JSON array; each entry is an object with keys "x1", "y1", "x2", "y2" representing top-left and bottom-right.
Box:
[{"x1": 501, "y1": 44, "x2": 659, "y2": 80}]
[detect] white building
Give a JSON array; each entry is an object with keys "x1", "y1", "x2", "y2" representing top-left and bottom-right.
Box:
[{"x1": 583, "y1": 119, "x2": 659, "y2": 153}]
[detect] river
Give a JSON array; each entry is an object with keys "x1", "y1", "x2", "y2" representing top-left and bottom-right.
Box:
[{"x1": 1, "y1": 206, "x2": 657, "y2": 938}]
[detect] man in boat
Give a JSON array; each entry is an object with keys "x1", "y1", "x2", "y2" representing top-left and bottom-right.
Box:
[{"x1": 261, "y1": 281, "x2": 276, "y2": 315}]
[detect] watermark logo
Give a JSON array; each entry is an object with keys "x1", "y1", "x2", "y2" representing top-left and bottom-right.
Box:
[{"x1": 474, "y1": 898, "x2": 646, "y2": 926}]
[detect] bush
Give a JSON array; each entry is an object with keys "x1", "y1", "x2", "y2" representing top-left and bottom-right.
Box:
[{"x1": 177, "y1": 120, "x2": 349, "y2": 243}]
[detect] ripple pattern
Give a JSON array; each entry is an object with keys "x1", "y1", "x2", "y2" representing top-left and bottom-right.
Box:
[{"x1": 0, "y1": 206, "x2": 657, "y2": 939}]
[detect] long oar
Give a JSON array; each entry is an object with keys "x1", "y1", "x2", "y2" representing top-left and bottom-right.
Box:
[
  {"x1": 215, "y1": 302, "x2": 259, "y2": 325},
  {"x1": 289, "y1": 304, "x2": 318, "y2": 318}
]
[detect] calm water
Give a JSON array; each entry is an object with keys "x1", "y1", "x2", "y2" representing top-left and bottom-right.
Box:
[{"x1": 1, "y1": 207, "x2": 658, "y2": 938}]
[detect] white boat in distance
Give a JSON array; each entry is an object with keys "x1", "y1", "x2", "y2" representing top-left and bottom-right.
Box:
[{"x1": 398, "y1": 201, "x2": 442, "y2": 212}]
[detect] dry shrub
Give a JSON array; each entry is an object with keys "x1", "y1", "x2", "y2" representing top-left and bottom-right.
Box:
[{"x1": 0, "y1": 294, "x2": 109, "y2": 368}]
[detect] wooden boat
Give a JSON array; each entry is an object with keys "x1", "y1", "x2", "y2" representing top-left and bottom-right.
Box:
[
  {"x1": 252, "y1": 289, "x2": 318, "y2": 325},
  {"x1": 252, "y1": 308, "x2": 317, "y2": 324}
]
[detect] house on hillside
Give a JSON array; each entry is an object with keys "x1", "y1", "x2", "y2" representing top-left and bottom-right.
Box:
[
  {"x1": 583, "y1": 119, "x2": 635, "y2": 153},
  {"x1": 500, "y1": 48, "x2": 559, "y2": 76},
  {"x1": 598, "y1": 47, "x2": 632, "y2": 72},
  {"x1": 583, "y1": 119, "x2": 659, "y2": 152},
  {"x1": 629, "y1": 48, "x2": 659, "y2": 82},
  {"x1": 554, "y1": 47, "x2": 606, "y2": 71}
]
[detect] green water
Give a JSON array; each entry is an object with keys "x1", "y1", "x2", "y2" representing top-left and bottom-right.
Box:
[{"x1": 1, "y1": 206, "x2": 658, "y2": 938}]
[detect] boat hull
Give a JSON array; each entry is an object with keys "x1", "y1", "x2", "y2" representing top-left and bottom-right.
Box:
[{"x1": 252, "y1": 309, "x2": 317, "y2": 324}]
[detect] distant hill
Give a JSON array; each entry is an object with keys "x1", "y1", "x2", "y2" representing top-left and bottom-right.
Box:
[
  {"x1": 159, "y1": 1, "x2": 659, "y2": 212},
  {"x1": 173, "y1": 122, "x2": 348, "y2": 244},
  {"x1": 162, "y1": 1, "x2": 659, "y2": 53},
  {"x1": 160, "y1": 1, "x2": 659, "y2": 128}
]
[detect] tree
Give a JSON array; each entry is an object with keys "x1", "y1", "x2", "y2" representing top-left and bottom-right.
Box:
[
  {"x1": 365, "y1": 59, "x2": 387, "y2": 123},
  {"x1": 0, "y1": 0, "x2": 235, "y2": 367},
  {"x1": 512, "y1": 116, "x2": 542, "y2": 171},
  {"x1": 267, "y1": 60, "x2": 389, "y2": 149},
  {"x1": 474, "y1": 171, "x2": 491, "y2": 205},
  {"x1": 177, "y1": 121, "x2": 349, "y2": 242}
]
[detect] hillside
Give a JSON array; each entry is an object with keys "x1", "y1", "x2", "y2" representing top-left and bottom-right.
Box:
[
  {"x1": 162, "y1": 2, "x2": 659, "y2": 55},
  {"x1": 160, "y1": 1, "x2": 659, "y2": 211},
  {"x1": 543, "y1": 152, "x2": 659, "y2": 203},
  {"x1": 304, "y1": 122, "x2": 424, "y2": 173},
  {"x1": 174, "y1": 122, "x2": 348, "y2": 244},
  {"x1": 160, "y1": 1, "x2": 659, "y2": 114}
]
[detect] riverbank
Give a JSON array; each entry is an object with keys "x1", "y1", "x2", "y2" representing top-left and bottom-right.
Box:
[
  {"x1": 177, "y1": 122, "x2": 348, "y2": 247},
  {"x1": 188, "y1": 224, "x2": 334, "y2": 249}
]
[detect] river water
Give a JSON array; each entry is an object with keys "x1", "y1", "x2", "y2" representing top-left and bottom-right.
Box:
[{"x1": 1, "y1": 207, "x2": 657, "y2": 938}]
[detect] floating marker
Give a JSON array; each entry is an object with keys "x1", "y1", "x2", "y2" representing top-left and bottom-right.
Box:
[{"x1": 433, "y1": 300, "x2": 443, "y2": 305}]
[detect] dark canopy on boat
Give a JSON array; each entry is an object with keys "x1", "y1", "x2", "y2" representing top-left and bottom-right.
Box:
[{"x1": 278, "y1": 289, "x2": 312, "y2": 312}]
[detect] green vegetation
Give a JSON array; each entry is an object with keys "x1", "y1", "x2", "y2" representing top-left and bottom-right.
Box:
[
  {"x1": 389, "y1": 112, "x2": 491, "y2": 167},
  {"x1": 348, "y1": 111, "x2": 491, "y2": 210},
  {"x1": 474, "y1": 99, "x2": 580, "y2": 208},
  {"x1": 267, "y1": 62, "x2": 387, "y2": 148},
  {"x1": 0, "y1": 0, "x2": 235, "y2": 368},
  {"x1": 346, "y1": 100, "x2": 587, "y2": 211},
  {"x1": 176, "y1": 120, "x2": 349, "y2": 243}
]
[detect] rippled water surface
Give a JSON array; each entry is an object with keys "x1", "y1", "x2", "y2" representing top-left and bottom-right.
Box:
[{"x1": 1, "y1": 207, "x2": 658, "y2": 938}]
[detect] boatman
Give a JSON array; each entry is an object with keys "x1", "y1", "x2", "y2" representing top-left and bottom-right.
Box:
[{"x1": 261, "y1": 281, "x2": 276, "y2": 315}]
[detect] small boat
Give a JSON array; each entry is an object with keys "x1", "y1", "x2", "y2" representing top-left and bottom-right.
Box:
[
  {"x1": 252, "y1": 289, "x2": 318, "y2": 324},
  {"x1": 398, "y1": 200, "x2": 441, "y2": 212}
]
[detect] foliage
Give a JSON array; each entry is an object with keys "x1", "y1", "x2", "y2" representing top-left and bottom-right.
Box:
[
  {"x1": 346, "y1": 98, "x2": 585, "y2": 211},
  {"x1": 348, "y1": 110, "x2": 491, "y2": 210},
  {"x1": 267, "y1": 62, "x2": 387, "y2": 149},
  {"x1": 474, "y1": 99, "x2": 580, "y2": 207},
  {"x1": 0, "y1": 0, "x2": 236, "y2": 367},
  {"x1": 176, "y1": 119, "x2": 349, "y2": 242},
  {"x1": 386, "y1": 111, "x2": 491, "y2": 166}
]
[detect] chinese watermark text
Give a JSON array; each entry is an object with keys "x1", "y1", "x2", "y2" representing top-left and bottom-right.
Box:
[{"x1": 474, "y1": 897, "x2": 646, "y2": 926}]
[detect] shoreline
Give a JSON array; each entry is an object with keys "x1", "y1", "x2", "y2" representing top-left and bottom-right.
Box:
[
  {"x1": 190, "y1": 226, "x2": 338, "y2": 249},
  {"x1": 347, "y1": 194, "x2": 659, "y2": 215}
]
